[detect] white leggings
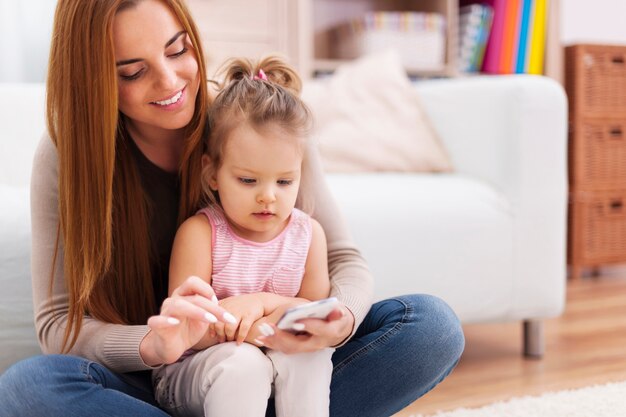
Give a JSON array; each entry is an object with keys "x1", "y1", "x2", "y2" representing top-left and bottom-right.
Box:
[{"x1": 153, "y1": 342, "x2": 334, "y2": 417}]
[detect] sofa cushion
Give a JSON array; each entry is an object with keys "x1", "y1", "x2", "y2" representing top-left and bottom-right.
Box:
[
  {"x1": 301, "y1": 51, "x2": 453, "y2": 174},
  {"x1": 0, "y1": 185, "x2": 41, "y2": 373},
  {"x1": 326, "y1": 173, "x2": 515, "y2": 323}
]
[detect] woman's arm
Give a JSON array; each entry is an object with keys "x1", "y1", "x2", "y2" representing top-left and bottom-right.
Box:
[
  {"x1": 31, "y1": 135, "x2": 153, "y2": 371},
  {"x1": 297, "y1": 140, "x2": 374, "y2": 340},
  {"x1": 32, "y1": 136, "x2": 230, "y2": 370}
]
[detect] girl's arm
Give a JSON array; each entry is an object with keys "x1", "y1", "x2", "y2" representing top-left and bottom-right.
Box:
[
  {"x1": 297, "y1": 218, "x2": 330, "y2": 301},
  {"x1": 168, "y1": 214, "x2": 213, "y2": 295},
  {"x1": 168, "y1": 214, "x2": 227, "y2": 351}
]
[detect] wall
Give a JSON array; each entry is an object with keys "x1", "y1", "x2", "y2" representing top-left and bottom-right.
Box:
[
  {"x1": 561, "y1": 0, "x2": 626, "y2": 45},
  {"x1": 0, "y1": 0, "x2": 55, "y2": 83}
]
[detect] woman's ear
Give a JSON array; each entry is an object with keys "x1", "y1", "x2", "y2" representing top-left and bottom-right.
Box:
[{"x1": 201, "y1": 154, "x2": 219, "y2": 190}]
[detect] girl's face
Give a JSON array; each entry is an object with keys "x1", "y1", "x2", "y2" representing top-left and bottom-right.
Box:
[
  {"x1": 208, "y1": 123, "x2": 303, "y2": 243},
  {"x1": 113, "y1": 0, "x2": 200, "y2": 137}
]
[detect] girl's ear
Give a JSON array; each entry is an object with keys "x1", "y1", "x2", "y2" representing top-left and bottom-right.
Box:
[{"x1": 201, "y1": 154, "x2": 219, "y2": 190}]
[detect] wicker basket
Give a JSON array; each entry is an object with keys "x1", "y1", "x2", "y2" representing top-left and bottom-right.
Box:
[
  {"x1": 569, "y1": 190, "x2": 626, "y2": 266},
  {"x1": 569, "y1": 117, "x2": 626, "y2": 189},
  {"x1": 565, "y1": 44, "x2": 626, "y2": 118}
]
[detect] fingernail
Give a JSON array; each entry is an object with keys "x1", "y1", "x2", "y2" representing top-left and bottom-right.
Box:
[
  {"x1": 254, "y1": 338, "x2": 265, "y2": 346},
  {"x1": 223, "y1": 312, "x2": 237, "y2": 324},
  {"x1": 205, "y1": 312, "x2": 218, "y2": 323},
  {"x1": 291, "y1": 323, "x2": 306, "y2": 331},
  {"x1": 212, "y1": 295, "x2": 219, "y2": 304},
  {"x1": 259, "y1": 323, "x2": 275, "y2": 337},
  {"x1": 167, "y1": 317, "x2": 180, "y2": 325}
]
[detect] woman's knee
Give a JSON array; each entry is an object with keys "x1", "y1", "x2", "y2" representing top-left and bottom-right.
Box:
[
  {"x1": 0, "y1": 355, "x2": 88, "y2": 413},
  {"x1": 398, "y1": 294, "x2": 465, "y2": 361},
  {"x1": 2, "y1": 354, "x2": 85, "y2": 387}
]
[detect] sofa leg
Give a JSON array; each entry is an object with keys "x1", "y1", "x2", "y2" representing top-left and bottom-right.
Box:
[{"x1": 523, "y1": 320, "x2": 544, "y2": 358}]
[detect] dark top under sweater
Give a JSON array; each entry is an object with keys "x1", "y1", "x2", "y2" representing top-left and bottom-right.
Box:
[{"x1": 127, "y1": 138, "x2": 180, "y2": 309}]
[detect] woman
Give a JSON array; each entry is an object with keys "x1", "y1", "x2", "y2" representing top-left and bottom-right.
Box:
[{"x1": 0, "y1": 1, "x2": 464, "y2": 416}]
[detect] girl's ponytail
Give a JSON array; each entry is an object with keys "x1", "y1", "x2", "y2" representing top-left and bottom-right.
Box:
[
  {"x1": 254, "y1": 55, "x2": 302, "y2": 95},
  {"x1": 217, "y1": 55, "x2": 303, "y2": 96}
]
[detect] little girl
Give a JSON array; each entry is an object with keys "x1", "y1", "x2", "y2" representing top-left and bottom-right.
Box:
[{"x1": 152, "y1": 56, "x2": 334, "y2": 417}]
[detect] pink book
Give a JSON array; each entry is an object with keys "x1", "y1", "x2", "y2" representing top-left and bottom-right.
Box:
[{"x1": 477, "y1": 0, "x2": 507, "y2": 73}]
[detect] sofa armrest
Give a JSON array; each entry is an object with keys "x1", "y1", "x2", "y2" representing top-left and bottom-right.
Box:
[{"x1": 415, "y1": 75, "x2": 568, "y2": 318}]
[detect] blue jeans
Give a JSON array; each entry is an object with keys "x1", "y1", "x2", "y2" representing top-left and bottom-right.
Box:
[{"x1": 0, "y1": 294, "x2": 464, "y2": 417}]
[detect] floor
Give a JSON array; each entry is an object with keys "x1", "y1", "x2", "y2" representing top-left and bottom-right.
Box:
[{"x1": 393, "y1": 269, "x2": 626, "y2": 417}]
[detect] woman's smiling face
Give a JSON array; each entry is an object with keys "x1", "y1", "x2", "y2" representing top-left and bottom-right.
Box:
[{"x1": 113, "y1": 0, "x2": 200, "y2": 135}]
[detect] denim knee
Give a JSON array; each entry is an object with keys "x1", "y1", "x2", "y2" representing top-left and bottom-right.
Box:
[
  {"x1": 397, "y1": 294, "x2": 465, "y2": 364},
  {"x1": 1, "y1": 354, "x2": 81, "y2": 389},
  {"x1": 0, "y1": 355, "x2": 84, "y2": 413}
]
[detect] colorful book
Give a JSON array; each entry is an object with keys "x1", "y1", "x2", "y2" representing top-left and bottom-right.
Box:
[
  {"x1": 473, "y1": 7, "x2": 494, "y2": 71},
  {"x1": 464, "y1": 0, "x2": 547, "y2": 75},
  {"x1": 515, "y1": 0, "x2": 533, "y2": 73},
  {"x1": 475, "y1": 0, "x2": 507, "y2": 74},
  {"x1": 528, "y1": 0, "x2": 548, "y2": 74},
  {"x1": 459, "y1": 4, "x2": 494, "y2": 72},
  {"x1": 499, "y1": 0, "x2": 520, "y2": 73}
]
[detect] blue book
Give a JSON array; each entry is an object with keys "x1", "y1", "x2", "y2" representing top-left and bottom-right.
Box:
[
  {"x1": 473, "y1": 6, "x2": 494, "y2": 71},
  {"x1": 459, "y1": 4, "x2": 493, "y2": 72},
  {"x1": 515, "y1": 0, "x2": 533, "y2": 73}
]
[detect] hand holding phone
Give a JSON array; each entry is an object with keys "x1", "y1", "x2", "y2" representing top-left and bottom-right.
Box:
[{"x1": 276, "y1": 297, "x2": 339, "y2": 332}]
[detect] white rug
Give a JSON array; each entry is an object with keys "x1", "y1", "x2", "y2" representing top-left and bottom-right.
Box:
[{"x1": 412, "y1": 380, "x2": 626, "y2": 417}]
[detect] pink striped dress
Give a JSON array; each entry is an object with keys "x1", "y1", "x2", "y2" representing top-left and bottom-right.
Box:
[{"x1": 198, "y1": 206, "x2": 312, "y2": 299}]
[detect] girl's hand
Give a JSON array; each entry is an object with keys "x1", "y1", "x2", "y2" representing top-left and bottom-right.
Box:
[
  {"x1": 256, "y1": 303, "x2": 355, "y2": 353},
  {"x1": 214, "y1": 294, "x2": 266, "y2": 344},
  {"x1": 141, "y1": 276, "x2": 236, "y2": 366}
]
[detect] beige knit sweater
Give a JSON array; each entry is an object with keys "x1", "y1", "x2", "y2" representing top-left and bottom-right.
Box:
[{"x1": 30, "y1": 134, "x2": 373, "y2": 373}]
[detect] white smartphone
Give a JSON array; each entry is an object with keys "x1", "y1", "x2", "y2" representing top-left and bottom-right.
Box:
[{"x1": 276, "y1": 297, "x2": 340, "y2": 331}]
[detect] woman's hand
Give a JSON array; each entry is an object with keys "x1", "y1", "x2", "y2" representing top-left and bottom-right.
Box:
[
  {"x1": 256, "y1": 303, "x2": 355, "y2": 354},
  {"x1": 141, "y1": 276, "x2": 236, "y2": 366},
  {"x1": 211, "y1": 294, "x2": 266, "y2": 344}
]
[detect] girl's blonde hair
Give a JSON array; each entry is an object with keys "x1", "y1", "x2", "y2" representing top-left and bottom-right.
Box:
[
  {"x1": 46, "y1": 0, "x2": 209, "y2": 351},
  {"x1": 202, "y1": 55, "x2": 312, "y2": 207}
]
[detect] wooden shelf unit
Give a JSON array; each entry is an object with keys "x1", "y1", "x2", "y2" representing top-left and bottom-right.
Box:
[
  {"x1": 305, "y1": 0, "x2": 458, "y2": 78},
  {"x1": 186, "y1": 0, "x2": 561, "y2": 81}
]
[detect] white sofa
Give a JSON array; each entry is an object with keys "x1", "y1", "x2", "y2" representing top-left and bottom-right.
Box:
[{"x1": 0, "y1": 75, "x2": 568, "y2": 373}]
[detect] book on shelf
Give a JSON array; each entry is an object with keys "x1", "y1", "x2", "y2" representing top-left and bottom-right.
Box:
[
  {"x1": 515, "y1": 0, "x2": 532, "y2": 73},
  {"x1": 462, "y1": 0, "x2": 548, "y2": 75},
  {"x1": 499, "y1": 0, "x2": 520, "y2": 73},
  {"x1": 528, "y1": 0, "x2": 548, "y2": 74},
  {"x1": 458, "y1": 4, "x2": 494, "y2": 72},
  {"x1": 474, "y1": 0, "x2": 506, "y2": 73}
]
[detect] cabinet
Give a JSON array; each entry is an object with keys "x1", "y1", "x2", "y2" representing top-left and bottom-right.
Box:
[
  {"x1": 566, "y1": 44, "x2": 626, "y2": 279},
  {"x1": 185, "y1": 0, "x2": 304, "y2": 78}
]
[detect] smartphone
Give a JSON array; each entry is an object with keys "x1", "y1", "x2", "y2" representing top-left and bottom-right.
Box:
[{"x1": 276, "y1": 297, "x2": 339, "y2": 331}]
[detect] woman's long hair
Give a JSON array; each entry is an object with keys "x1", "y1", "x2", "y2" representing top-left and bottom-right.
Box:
[{"x1": 46, "y1": 0, "x2": 209, "y2": 351}]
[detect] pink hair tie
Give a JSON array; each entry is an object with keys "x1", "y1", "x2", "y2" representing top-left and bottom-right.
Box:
[{"x1": 252, "y1": 69, "x2": 268, "y2": 81}]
